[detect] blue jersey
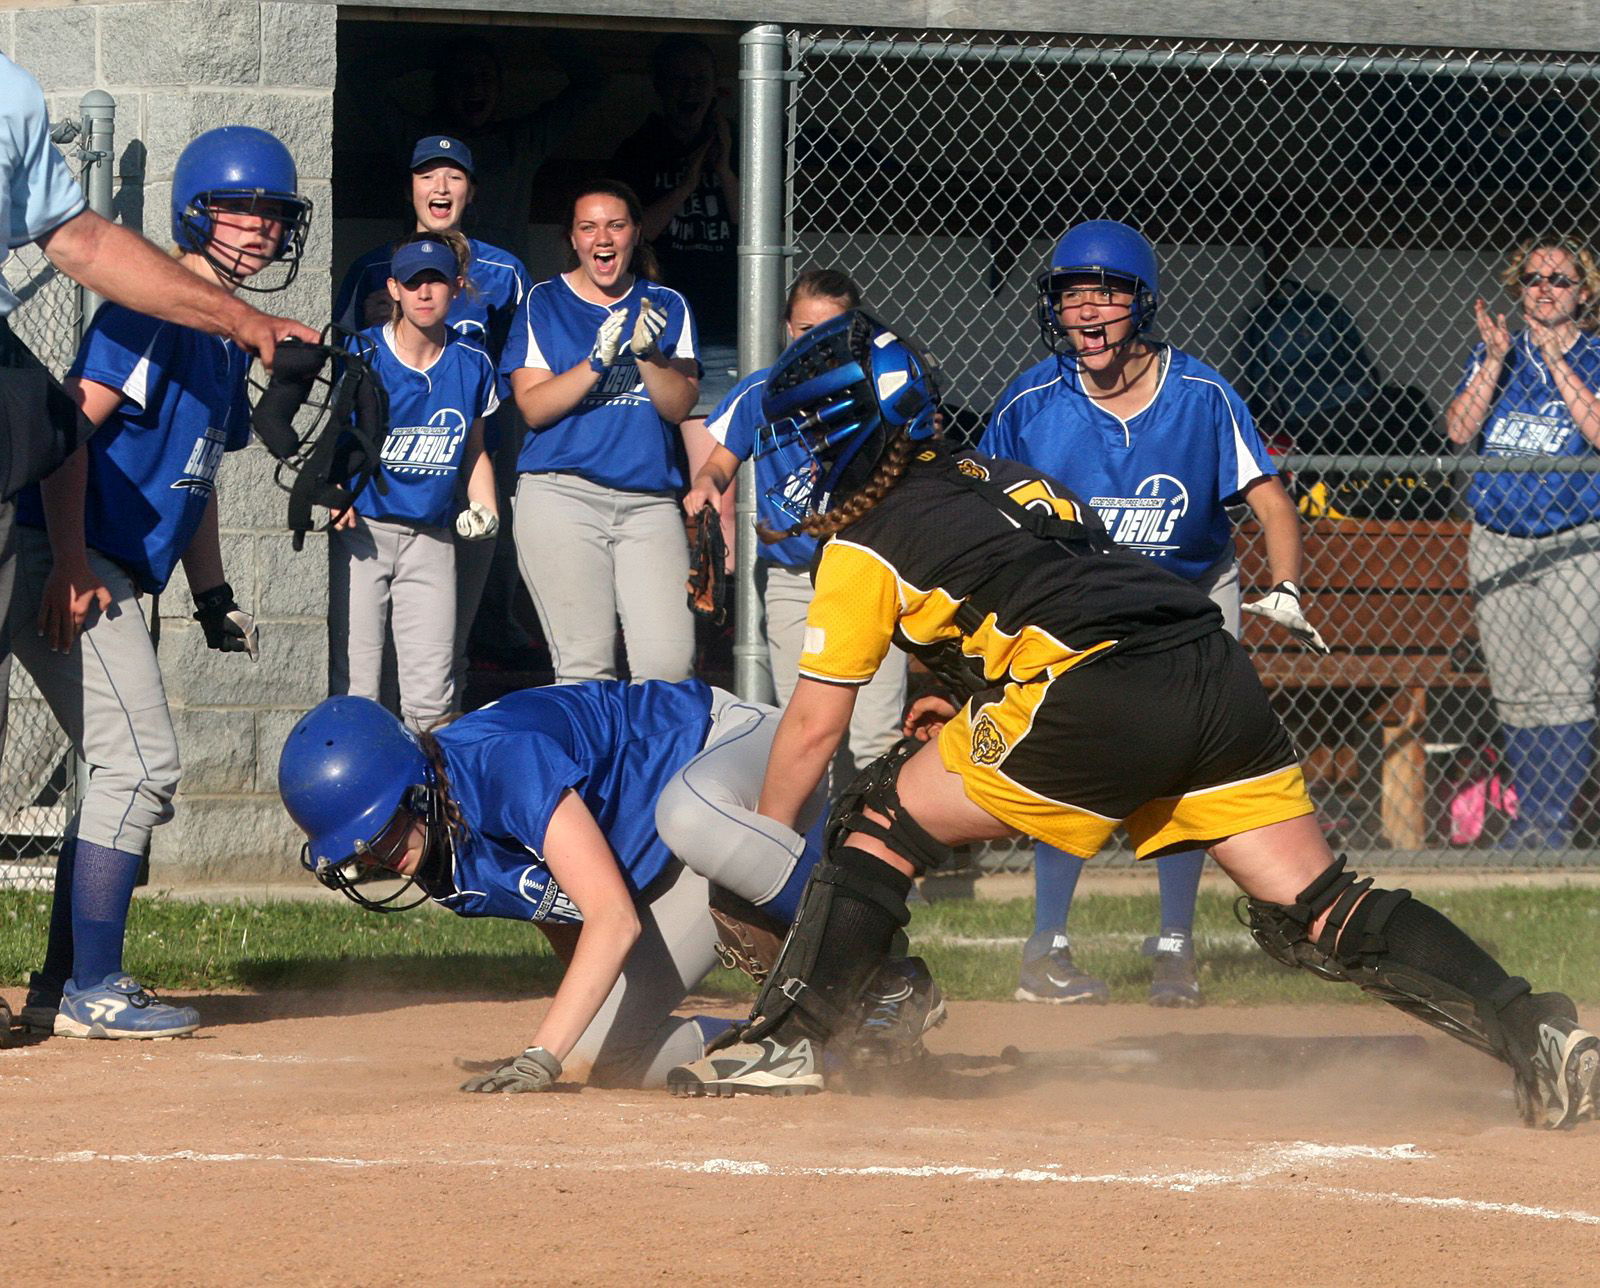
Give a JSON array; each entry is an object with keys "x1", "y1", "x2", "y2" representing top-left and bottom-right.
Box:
[
  {"x1": 352, "y1": 324, "x2": 499, "y2": 527},
  {"x1": 706, "y1": 368, "x2": 818, "y2": 569},
  {"x1": 1456, "y1": 331, "x2": 1600, "y2": 536},
  {"x1": 333, "y1": 236, "x2": 530, "y2": 389},
  {"x1": 17, "y1": 303, "x2": 250, "y2": 593},
  {"x1": 504, "y1": 275, "x2": 699, "y2": 492},
  {"x1": 425, "y1": 679, "x2": 714, "y2": 923},
  {"x1": 983, "y1": 348, "x2": 1275, "y2": 582}
]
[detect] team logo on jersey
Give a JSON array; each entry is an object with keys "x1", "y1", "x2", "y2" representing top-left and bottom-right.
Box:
[
  {"x1": 172, "y1": 426, "x2": 229, "y2": 493},
  {"x1": 587, "y1": 356, "x2": 649, "y2": 404},
  {"x1": 956, "y1": 457, "x2": 990, "y2": 479},
  {"x1": 518, "y1": 864, "x2": 582, "y2": 923},
  {"x1": 1091, "y1": 473, "x2": 1190, "y2": 556},
  {"x1": 1485, "y1": 403, "x2": 1573, "y2": 456},
  {"x1": 381, "y1": 408, "x2": 469, "y2": 476},
  {"x1": 971, "y1": 713, "x2": 1007, "y2": 766}
]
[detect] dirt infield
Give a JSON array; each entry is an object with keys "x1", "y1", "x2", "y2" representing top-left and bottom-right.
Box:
[{"x1": 3, "y1": 990, "x2": 1597, "y2": 1286}]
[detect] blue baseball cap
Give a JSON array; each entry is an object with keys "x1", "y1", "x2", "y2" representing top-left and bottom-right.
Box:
[
  {"x1": 390, "y1": 239, "x2": 455, "y2": 285},
  {"x1": 409, "y1": 134, "x2": 474, "y2": 176}
]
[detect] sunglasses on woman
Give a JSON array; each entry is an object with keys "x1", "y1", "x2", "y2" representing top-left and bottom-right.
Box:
[{"x1": 1519, "y1": 271, "x2": 1580, "y2": 290}]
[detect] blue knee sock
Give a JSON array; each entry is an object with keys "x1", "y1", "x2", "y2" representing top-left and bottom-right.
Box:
[
  {"x1": 1028, "y1": 844, "x2": 1084, "y2": 958},
  {"x1": 760, "y1": 811, "x2": 826, "y2": 924},
  {"x1": 1155, "y1": 849, "x2": 1206, "y2": 934},
  {"x1": 36, "y1": 838, "x2": 77, "y2": 995},
  {"x1": 1503, "y1": 722, "x2": 1594, "y2": 845},
  {"x1": 67, "y1": 840, "x2": 144, "y2": 988}
]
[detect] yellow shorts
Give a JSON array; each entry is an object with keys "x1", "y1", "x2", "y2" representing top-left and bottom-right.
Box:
[{"x1": 938, "y1": 629, "x2": 1313, "y2": 859}]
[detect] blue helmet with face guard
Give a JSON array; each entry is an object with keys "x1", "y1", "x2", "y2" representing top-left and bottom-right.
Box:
[
  {"x1": 1036, "y1": 219, "x2": 1159, "y2": 360},
  {"x1": 172, "y1": 125, "x2": 314, "y2": 293},
  {"x1": 756, "y1": 310, "x2": 938, "y2": 523},
  {"x1": 278, "y1": 696, "x2": 435, "y2": 912}
]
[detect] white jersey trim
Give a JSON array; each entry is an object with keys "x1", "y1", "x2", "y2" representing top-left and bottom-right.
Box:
[{"x1": 1180, "y1": 371, "x2": 1269, "y2": 494}]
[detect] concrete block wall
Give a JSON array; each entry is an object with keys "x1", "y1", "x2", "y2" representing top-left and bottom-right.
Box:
[{"x1": 2, "y1": 3, "x2": 335, "y2": 882}]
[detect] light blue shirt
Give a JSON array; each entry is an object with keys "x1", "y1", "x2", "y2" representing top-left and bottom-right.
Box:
[{"x1": 1, "y1": 55, "x2": 88, "y2": 319}]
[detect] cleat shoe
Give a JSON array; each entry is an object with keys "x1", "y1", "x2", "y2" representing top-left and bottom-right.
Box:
[
  {"x1": 842, "y1": 956, "x2": 947, "y2": 1070},
  {"x1": 667, "y1": 1036, "x2": 822, "y2": 1098},
  {"x1": 1015, "y1": 934, "x2": 1109, "y2": 1005},
  {"x1": 1518, "y1": 1015, "x2": 1600, "y2": 1129},
  {"x1": 20, "y1": 971, "x2": 63, "y2": 1034},
  {"x1": 1144, "y1": 930, "x2": 1202, "y2": 1008},
  {"x1": 0, "y1": 998, "x2": 14, "y2": 1049},
  {"x1": 55, "y1": 973, "x2": 200, "y2": 1040}
]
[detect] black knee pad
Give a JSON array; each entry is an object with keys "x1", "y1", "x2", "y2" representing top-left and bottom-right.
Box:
[
  {"x1": 740, "y1": 844, "x2": 913, "y2": 1045},
  {"x1": 1241, "y1": 855, "x2": 1532, "y2": 1064},
  {"x1": 826, "y1": 738, "x2": 955, "y2": 873}
]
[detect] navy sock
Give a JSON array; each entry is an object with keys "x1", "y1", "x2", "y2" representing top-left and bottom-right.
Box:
[
  {"x1": 36, "y1": 838, "x2": 77, "y2": 995},
  {"x1": 1155, "y1": 850, "x2": 1206, "y2": 934},
  {"x1": 68, "y1": 840, "x2": 144, "y2": 988},
  {"x1": 762, "y1": 812, "x2": 826, "y2": 924},
  {"x1": 1031, "y1": 843, "x2": 1083, "y2": 945}
]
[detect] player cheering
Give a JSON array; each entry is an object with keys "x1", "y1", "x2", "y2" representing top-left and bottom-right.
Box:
[
  {"x1": 983, "y1": 220, "x2": 1321, "y2": 1009},
  {"x1": 333, "y1": 135, "x2": 532, "y2": 700},
  {"x1": 14, "y1": 126, "x2": 312, "y2": 1041},
  {"x1": 328, "y1": 232, "x2": 499, "y2": 730},
  {"x1": 665, "y1": 311, "x2": 1600, "y2": 1130},
  {"x1": 279, "y1": 679, "x2": 941, "y2": 1091},
  {"x1": 682, "y1": 269, "x2": 908, "y2": 779}
]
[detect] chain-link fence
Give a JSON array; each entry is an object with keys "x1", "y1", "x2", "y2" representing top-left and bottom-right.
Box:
[
  {"x1": 0, "y1": 95, "x2": 113, "y2": 888},
  {"x1": 781, "y1": 30, "x2": 1600, "y2": 869}
]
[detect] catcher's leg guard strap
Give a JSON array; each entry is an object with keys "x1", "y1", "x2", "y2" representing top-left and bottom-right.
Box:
[
  {"x1": 1242, "y1": 855, "x2": 1531, "y2": 1062},
  {"x1": 827, "y1": 738, "x2": 955, "y2": 873},
  {"x1": 741, "y1": 845, "x2": 912, "y2": 1045}
]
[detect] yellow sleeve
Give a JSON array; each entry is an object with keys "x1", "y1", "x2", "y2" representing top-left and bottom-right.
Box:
[{"x1": 797, "y1": 541, "x2": 901, "y2": 685}]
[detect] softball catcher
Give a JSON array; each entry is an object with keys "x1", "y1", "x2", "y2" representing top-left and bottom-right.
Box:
[{"x1": 666, "y1": 310, "x2": 1600, "y2": 1130}]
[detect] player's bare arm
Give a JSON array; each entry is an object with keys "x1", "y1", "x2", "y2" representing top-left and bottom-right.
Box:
[
  {"x1": 683, "y1": 441, "x2": 739, "y2": 515},
  {"x1": 38, "y1": 210, "x2": 315, "y2": 369},
  {"x1": 758, "y1": 675, "x2": 857, "y2": 828}
]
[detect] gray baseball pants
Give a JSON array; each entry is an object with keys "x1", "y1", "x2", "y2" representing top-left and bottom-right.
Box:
[
  {"x1": 513, "y1": 473, "x2": 694, "y2": 684},
  {"x1": 567, "y1": 689, "x2": 824, "y2": 1088},
  {"x1": 329, "y1": 514, "x2": 457, "y2": 731},
  {"x1": 5, "y1": 527, "x2": 179, "y2": 854}
]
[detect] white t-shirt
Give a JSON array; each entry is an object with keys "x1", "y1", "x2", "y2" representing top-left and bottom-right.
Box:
[{"x1": 1, "y1": 54, "x2": 87, "y2": 319}]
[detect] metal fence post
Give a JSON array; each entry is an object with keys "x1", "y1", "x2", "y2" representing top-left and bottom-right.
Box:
[
  {"x1": 78, "y1": 90, "x2": 116, "y2": 328},
  {"x1": 732, "y1": 24, "x2": 790, "y2": 704}
]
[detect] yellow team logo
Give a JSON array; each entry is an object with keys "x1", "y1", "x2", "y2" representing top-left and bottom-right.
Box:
[
  {"x1": 957, "y1": 457, "x2": 990, "y2": 479},
  {"x1": 971, "y1": 712, "x2": 1007, "y2": 765}
]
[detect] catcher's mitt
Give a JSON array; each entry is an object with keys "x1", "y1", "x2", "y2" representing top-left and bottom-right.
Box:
[
  {"x1": 685, "y1": 504, "x2": 728, "y2": 624},
  {"x1": 708, "y1": 885, "x2": 785, "y2": 983}
]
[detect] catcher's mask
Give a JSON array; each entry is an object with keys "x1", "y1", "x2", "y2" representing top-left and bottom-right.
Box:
[
  {"x1": 278, "y1": 696, "x2": 437, "y2": 913},
  {"x1": 755, "y1": 310, "x2": 938, "y2": 523},
  {"x1": 1036, "y1": 219, "x2": 1160, "y2": 368},
  {"x1": 250, "y1": 326, "x2": 390, "y2": 550}
]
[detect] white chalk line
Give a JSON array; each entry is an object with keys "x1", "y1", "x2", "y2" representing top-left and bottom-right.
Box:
[
  {"x1": 915, "y1": 930, "x2": 1259, "y2": 950},
  {"x1": 5, "y1": 1140, "x2": 1597, "y2": 1227}
]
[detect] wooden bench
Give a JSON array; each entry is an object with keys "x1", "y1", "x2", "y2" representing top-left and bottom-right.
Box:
[{"x1": 1237, "y1": 518, "x2": 1488, "y2": 849}]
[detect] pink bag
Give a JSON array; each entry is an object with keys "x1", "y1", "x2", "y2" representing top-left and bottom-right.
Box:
[{"x1": 1448, "y1": 755, "x2": 1520, "y2": 846}]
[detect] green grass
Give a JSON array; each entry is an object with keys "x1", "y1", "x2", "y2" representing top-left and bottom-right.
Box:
[{"x1": 3, "y1": 885, "x2": 1598, "y2": 1004}]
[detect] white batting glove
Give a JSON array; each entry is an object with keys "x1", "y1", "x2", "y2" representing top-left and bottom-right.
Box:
[
  {"x1": 1242, "y1": 580, "x2": 1330, "y2": 654},
  {"x1": 454, "y1": 501, "x2": 499, "y2": 542},
  {"x1": 629, "y1": 297, "x2": 669, "y2": 358},
  {"x1": 459, "y1": 1045, "x2": 561, "y2": 1093},
  {"x1": 587, "y1": 308, "x2": 628, "y2": 372}
]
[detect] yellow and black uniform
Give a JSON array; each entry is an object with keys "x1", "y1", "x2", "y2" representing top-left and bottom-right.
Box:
[{"x1": 797, "y1": 444, "x2": 1313, "y2": 858}]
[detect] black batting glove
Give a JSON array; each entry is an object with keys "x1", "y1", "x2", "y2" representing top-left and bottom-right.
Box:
[{"x1": 192, "y1": 581, "x2": 259, "y2": 661}]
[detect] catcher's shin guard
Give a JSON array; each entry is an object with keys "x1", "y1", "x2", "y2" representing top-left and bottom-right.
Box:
[
  {"x1": 738, "y1": 845, "x2": 913, "y2": 1046},
  {"x1": 1239, "y1": 855, "x2": 1538, "y2": 1065}
]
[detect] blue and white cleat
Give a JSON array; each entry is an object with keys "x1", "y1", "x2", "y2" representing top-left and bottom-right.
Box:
[
  {"x1": 1015, "y1": 934, "x2": 1109, "y2": 1005},
  {"x1": 1519, "y1": 1014, "x2": 1600, "y2": 1130},
  {"x1": 55, "y1": 974, "x2": 201, "y2": 1040},
  {"x1": 667, "y1": 1036, "x2": 822, "y2": 1097}
]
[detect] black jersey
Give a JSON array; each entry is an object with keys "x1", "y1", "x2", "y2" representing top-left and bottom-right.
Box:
[{"x1": 796, "y1": 445, "x2": 1223, "y2": 688}]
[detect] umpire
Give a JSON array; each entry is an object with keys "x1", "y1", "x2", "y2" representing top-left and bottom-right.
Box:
[{"x1": 0, "y1": 55, "x2": 316, "y2": 1044}]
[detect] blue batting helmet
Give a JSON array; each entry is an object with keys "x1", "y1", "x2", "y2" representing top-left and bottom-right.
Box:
[
  {"x1": 172, "y1": 126, "x2": 313, "y2": 293},
  {"x1": 1036, "y1": 219, "x2": 1159, "y2": 357},
  {"x1": 756, "y1": 310, "x2": 938, "y2": 522},
  {"x1": 279, "y1": 696, "x2": 433, "y2": 911}
]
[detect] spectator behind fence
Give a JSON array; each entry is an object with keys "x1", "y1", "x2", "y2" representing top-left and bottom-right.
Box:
[
  {"x1": 1445, "y1": 235, "x2": 1600, "y2": 848},
  {"x1": 984, "y1": 220, "x2": 1322, "y2": 1010},
  {"x1": 503, "y1": 181, "x2": 699, "y2": 684},
  {"x1": 332, "y1": 135, "x2": 532, "y2": 701},
  {"x1": 611, "y1": 34, "x2": 741, "y2": 562},
  {"x1": 683, "y1": 269, "x2": 909, "y2": 776}
]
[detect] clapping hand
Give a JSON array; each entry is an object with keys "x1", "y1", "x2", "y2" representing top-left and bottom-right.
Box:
[{"x1": 1474, "y1": 298, "x2": 1513, "y2": 363}]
